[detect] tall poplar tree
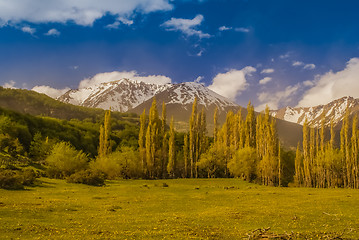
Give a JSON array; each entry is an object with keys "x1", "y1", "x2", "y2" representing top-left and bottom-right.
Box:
[
  {"x1": 167, "y1": 117, "x2": 175, "y2": 178},
  {"x1": 98, "y1": 110, "x2": 111, "y2": 159},
  {"x1": 189, "y1": 98, "x2": 198, "y2": 178},
  {"x1": 139, "y1": 109, "x2": 146, "y2": 175}
]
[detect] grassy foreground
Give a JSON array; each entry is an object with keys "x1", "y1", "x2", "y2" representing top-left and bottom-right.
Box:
[{"x1": 1, "y1": 178, "x2": 359, "y2": 239}]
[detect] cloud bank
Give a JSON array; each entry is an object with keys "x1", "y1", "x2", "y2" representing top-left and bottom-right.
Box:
[
  {"x1": 256, "y1": 84, "x2": 300, "y2": 111},
  {"x1": 297, "y1": 58, "x2": 359, "y2": 107},
  {"x1": 79, "y1": 71, "x2": 172, "y2": 89},
  {"x1": 208, "y1": 67, "x2": 256, "y2": 101},
  {"x1": 0, "y1": 0, "x2": 173, "y2": 26},
  {"x1": 32, "y1": 85, "x2": 70, "y2": 98}
]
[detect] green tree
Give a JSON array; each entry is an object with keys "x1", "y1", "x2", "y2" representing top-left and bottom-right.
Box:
[
  {"x1": 228, "y1": 146, "x2": 257, "y2": 181},
  {"x1": 46, "y1": 142, "x2": 88, "y2": 178}
]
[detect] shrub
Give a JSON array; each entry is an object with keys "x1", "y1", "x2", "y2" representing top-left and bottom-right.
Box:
[
  {"x1": 90, "y1": 147, "x2": 141, "y2": 179},
  {"x1": 46, "y1": 142, "x2": 88, "y2": 178},
  {"x1": 21, "y1": 168, "x2": 37, "y2": 186},
  {"x1": 67, "y1": 170, "x2": 105, "y2": 186},
  {"x1": 0, "y1": 170, "x2": 23, "y2": 190},
  {"x1": 228, "y1": 147, "x2": 258, "y2": 181}
]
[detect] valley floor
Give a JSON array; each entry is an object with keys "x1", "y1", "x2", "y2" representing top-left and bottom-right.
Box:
[{"x1": 1, "y1": 178, "x2": 359, "y2": 239}]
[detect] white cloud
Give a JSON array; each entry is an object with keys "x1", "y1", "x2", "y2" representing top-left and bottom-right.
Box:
[
  {"x1": 45, "y1": 28, "x2": 60, "y2": 36},
  {"x1": 304, "y1": 63, "x2": 316, "y2": 70},
  {"x1": 106, "y1": 17, "x2": 134, "y2": 29},
  {"x1": 32, "y1": 85, "x2": 70, "y2": 98},
  {"x1": 219, "y1": 26, "x2": 232, "y2": 31},
  {"x1": 261, "y1": 68, "x2": 274, "y2": 74},
  {"x1": 235, "y1": 27, "x2": 250, "y2": 33},
  {"x1": 79, "y1": 70, "x2": 172, "y2": 89},
  {"x1": 3, "y1": 80, "x2": 17, "y2": 89},
  {"x1": 303, "y1": 80, "x2": 314, "y2": 87},
  {"x1": 161, "y1": 14, "x2": 211, "y2": 38},
  {"x1": 280, "y1": 52, "x2": 291, "y2": 59},
  {"x1": 256, "y1": 84, "x2": 300, "y2": 111},
  {"x1": 297, "y1": 58, "x2": 359, "y2": 107},
  {"x1": 21, "y1": 26, "x2": 36, "y2": 34},
  {"x1": 194, "y1": 76, "x2": 203, "y2": 83},
  {"x1": 0, "y1": 0, "x2": 173, "y2": 26},
  {"x1": 292, "y1": 61, "x2": 316, "y2": 70},
  {"x1": 208, "y1": 66, "x2": 256, "y2": 100},
  {"x1": 259, "y1": 77, "x2": 272, "y2": 85},
  {"x1": 292, "y1": 61, "x2": 304, "y2": 66}
]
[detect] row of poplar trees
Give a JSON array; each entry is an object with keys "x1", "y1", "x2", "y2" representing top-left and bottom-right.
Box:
[
  {"x1": 138, "y1": 98, "x2": 176, "y2": 179},
  {"x1": 137, "y1": 98, "x2": 282, "y2": 184},
  {"x1": 295, "y1": 108, "x2": 359, "y2": 188},
  {"x1": 207, "y1": 103, "x2": 281, "y2": 186}
]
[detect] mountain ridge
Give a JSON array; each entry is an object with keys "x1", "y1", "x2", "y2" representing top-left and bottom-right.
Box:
[{"x1": 271, "y1": 96, "x2": 359, "y2": 128}]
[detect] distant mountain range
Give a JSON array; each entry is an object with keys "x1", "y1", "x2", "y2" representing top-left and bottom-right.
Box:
[{"x1": 271, "y1": 96, "x2": 359, "y2": 128}]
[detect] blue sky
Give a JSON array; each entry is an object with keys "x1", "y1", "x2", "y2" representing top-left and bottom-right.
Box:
[{"x1": 1, "y1": 0, "x2": 359, "y2": 110}]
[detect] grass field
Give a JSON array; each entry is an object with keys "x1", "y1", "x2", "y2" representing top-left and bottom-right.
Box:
[{"x1": 1, "y1": 178, "x2": 359, "y2": 239}]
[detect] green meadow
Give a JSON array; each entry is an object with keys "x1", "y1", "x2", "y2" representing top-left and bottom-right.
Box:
[{"x1": 1, "y1": 178, "x2": 359, "y2": 239}]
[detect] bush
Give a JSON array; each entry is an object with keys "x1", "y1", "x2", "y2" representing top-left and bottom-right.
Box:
[
  {"x1": 90, "y1": 147, "x2": 141, "y2": 179},
  {"x1": 67, "y1": 170, "x2": 105, "y2": 186},
  {"x1": 228, "y1": 147, "x2": 258, "y2": 181},
  {"x1": 46, "y1": 142, "x2": 88, "y2": 178},
  {"x1": 0, "y1": 170, "x2": 23, "y2": 190},
  {"x1": 21, "y1": 168, "x2": 37, "y2": 186}
]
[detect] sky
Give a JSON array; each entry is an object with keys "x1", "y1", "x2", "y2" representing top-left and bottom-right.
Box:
[{"x1": 1, "y1": 0, "x2": 359, "y2": 111}]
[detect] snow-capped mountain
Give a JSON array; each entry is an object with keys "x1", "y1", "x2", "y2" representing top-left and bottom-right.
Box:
[
  {"x1": 58, "y1": 78, "x2": 171, "y2": 112},
  {"x1": 130, "y1": 81, "x2": 238, "y2": 121},
  {"x1": 57, "y1": 79, "x2": 237, "y2": 116},
  {"x1": 271, "y1": 96, "x2": 359, "y2": 127}
]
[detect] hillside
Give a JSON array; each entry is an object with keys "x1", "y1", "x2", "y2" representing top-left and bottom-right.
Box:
[{"x1": 0, "y1": 87, "x2": 138, "y2": 122}]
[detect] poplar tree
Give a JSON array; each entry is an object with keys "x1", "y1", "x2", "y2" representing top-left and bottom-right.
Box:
[
  {"x1": 183, "y1": 134, "x2": 189, "y2": 178},
  {"x1": 98, "y1": 110, "x2": 111, "y2": 159},
  {"x1": 245, "y1": 101, "x2": 256, "y2": 148},
  {"x1": 294, "y1": 143, "x2": 303, "y2": 186},
  {"x1": 189, "y1": 98, "x2": 198, "y2": 178},
  {"x1": 351, "y1": 115, "x2": 358, "y2": 188},
  {"x1": 213, "y1": 107, "x2": 218, "y2": 144},
  {"x1": 161, "y1": 102, "x2": 167, "y2": 178},
  {"x1": 302, "y1": 118, "x2": 311, "y2": 187},
  {"x1": 145, "y1": 98, "x2": 160, "y2": 178},
  {"x1": 139, "y1": 109, "x2": 146, "y2": 175},
  {"x1": 167, "y1": 117, "x2": 175, "y2": 178}
]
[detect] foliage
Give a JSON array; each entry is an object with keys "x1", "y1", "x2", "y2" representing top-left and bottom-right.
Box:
[
  {"x1": 197, "y1": 145, "x2": 226, "y2": 178},
  {"x1": 91, "y1": 147, "x2": 141, "y2": 179},
  {"x1": 67, "y1": 169, "x2": 105, "y2": 186},
  {"x1": 0, "y1": 170, "x2": 24, "y2": 190},
  {"x1": 228, "y1": 147, "x2": 257, "y2": 181},
  {"x1": 46, "y1": 142, "x2": 88, "y2": 178},
  {"x1": 0, "y1": 169, "x2": 37, "y2": 190}
]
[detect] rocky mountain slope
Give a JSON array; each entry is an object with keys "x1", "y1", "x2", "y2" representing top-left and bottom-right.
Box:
[{"x1": 271, "y1": 96, "x2": 359, "y2": 127}]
